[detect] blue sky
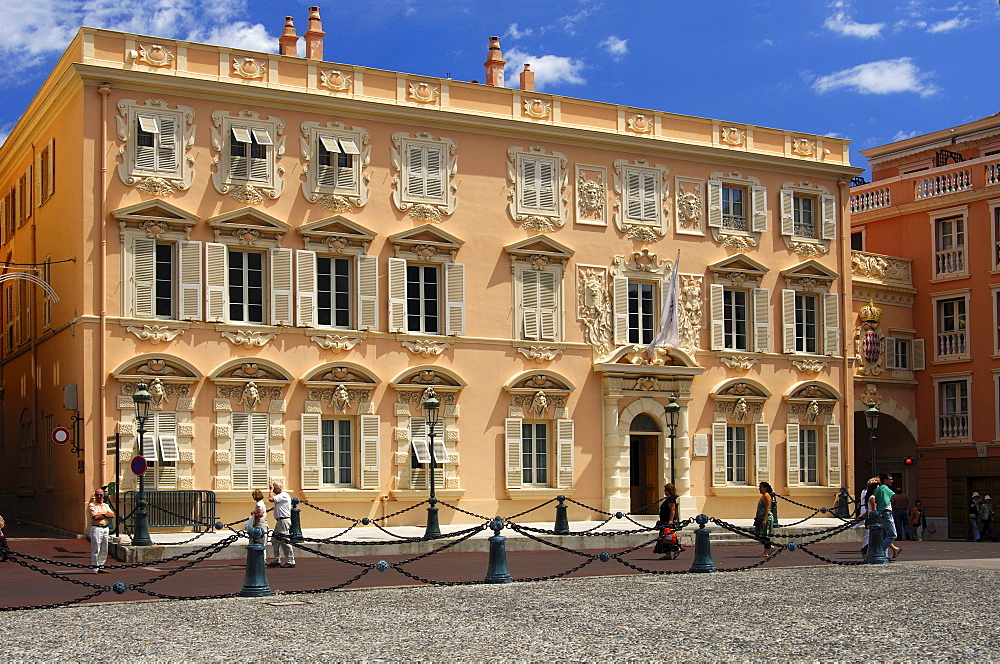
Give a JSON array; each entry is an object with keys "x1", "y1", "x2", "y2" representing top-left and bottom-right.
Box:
[{"x1": 1, "y1": 0, "x2": 998, "y2": 167}]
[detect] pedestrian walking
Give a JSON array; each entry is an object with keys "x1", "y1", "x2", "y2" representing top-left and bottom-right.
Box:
[
  {"x1": 980, "y1": 495, "x2": 996, "y2": 542},
  {"x1": 754, "y1": 482, "x2": 775, "y2": 556},
  {"x1": 876, "y1": 473, "x2": 901, "y2": 560},
  {"x1": 910, "y1": 500, "x2": 926, "y2": 541},
  {"x1": 267, "y1": 481, "x2": 295, "y2": 568},
  {"x1": 970, "y1": 492, "x2": 983, "y2": 542},
  {"x1": 891, "y1": 486, "x2": 910, "y2": 541},
  {"x1": 860, "y1": 478, "x2": 878, "y2": 556},
  {"x1": 87, "y1": 488, "x2": 114, "y2": 573}
]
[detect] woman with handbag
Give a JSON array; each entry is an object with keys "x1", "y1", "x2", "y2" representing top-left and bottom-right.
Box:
[{"x1": 246, "y1": 488, "x2": 268, "y2": 550}]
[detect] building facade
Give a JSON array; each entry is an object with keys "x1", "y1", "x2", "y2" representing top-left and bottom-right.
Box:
[
  {"x1": 0, "y1": 16, "x2": 862, "y2": 534},
  {"x1": 850, "y1": 114, "x2": 1000, "y2": 537}
]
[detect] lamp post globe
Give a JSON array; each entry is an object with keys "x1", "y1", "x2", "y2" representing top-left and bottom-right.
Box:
[
  {"x1": 664, "y1": 395, "x2": 681, "y2": 487},
  {"x1": 131, "y1": 380, "x2": 154, "y2": 546},
  {"x1": 423, "y1": 389, "x2": 442, "y2": 539}
]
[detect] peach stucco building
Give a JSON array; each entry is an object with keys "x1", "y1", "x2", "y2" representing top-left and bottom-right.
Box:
[
  {"x1": 850, "y1": 115, "x2": 1000, "y2": 538},
  {"x1": 0, "y1": 13, "x2": 863, "y2": 535}
]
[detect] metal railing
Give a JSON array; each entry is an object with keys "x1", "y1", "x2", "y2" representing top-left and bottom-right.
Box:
[{"x1": 122, "y1": 490, "x2": 217, "y2": 533}]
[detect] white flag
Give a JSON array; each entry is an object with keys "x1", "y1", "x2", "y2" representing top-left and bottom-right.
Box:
[{"x1": 647, "y1": 250, "x2": 681, "y2": 359}]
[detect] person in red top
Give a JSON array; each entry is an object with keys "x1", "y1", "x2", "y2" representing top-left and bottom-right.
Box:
[{"x1": 87, "y1": 488, "x2": 114, "y2": 573}]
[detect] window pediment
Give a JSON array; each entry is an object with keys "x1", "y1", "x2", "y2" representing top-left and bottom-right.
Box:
[
  {"x1": 505, "y1": 234, "x2": 574, "y2": 266},
  {"x1": 709, "y1": 253, "x2": 769, "y2": 287},
  {"x1": 207, "y1": 208, "x2": 290, "y2": 247},
  {"x1": 304, "y1": 363, "x2": 379, "y2": 386},
  {"x1": 113, "y1": 200, "x2": 198, "y2": 240},
  {"x1": 389, "y1": 223, "x2": 464, "y2": 261},
  {"x1": 781, "y1": 259, "x2": 838, "y2": 290},
  {"x1": 610, "y1": 248, "x2": 672, "y2": 278},
  {"x1": 710, "y1": 379, "x2": 771, "y2": 400},
  {"x1": 785, "y1": 381, "x2": 840, "y2": 403},
  {"x1": 299, "y1": 215, "x2": 375, "y2": 254},
  {"x1": 112, "y1": 355, "x2": 201, "y2": 381},
  {"x1": 504, "y1": 371, "x2": 575, "y2": 394}
]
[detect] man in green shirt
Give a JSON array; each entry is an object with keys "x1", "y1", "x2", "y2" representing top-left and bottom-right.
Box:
[{"x1": 876, "y1": 473, "x2": 902, "y2": 559}]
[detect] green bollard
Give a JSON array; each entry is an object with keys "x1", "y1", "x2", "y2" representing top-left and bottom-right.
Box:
[
  {"x1": 689, "y1": 514, "x2": 716, "y2": 573},
  {"x1": 554, "y1": 495, "x2": 570, "y2": 535},
  {"x1": 240, "y1": 526, "x2": 272, "y2": 597},
  {"x1": 290, "y1": 497, "x2": 304, "y2": 543},
  {"x1": 836, "y1": 487, "x2": 850, "y2": 519},
  {"x1": 484, "y1": 517, "x2": 512, "y2": 584},
  {"x1": 865, "y1": 516, "x2": 890, "y2": 565}
]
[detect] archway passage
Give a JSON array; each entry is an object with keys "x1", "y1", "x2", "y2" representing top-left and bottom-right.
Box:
[
  {"x1": 629, "y1": 413, "x2": 660, "y2": 514},
  {"x1": 853, "y1": 410, "x2": 918, "y2": 517}
]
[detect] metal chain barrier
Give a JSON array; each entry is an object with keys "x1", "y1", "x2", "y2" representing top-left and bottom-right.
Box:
[
  {"x1": 436, "y1": 500, "x2": 493, "y2": 521},
  {"x1": 1, "y1": 554, "x2": 111, "y2": 611},
  {"x1": 774, "y1": 494, "x2": 855, "y2": 523},
  {"x1": 7, "y1": 535, "x2": 242, "y2": 570},
  {"x1": 299, "y1": 501, "x2": 359, "y2": 523},
  {"x1": 504, "y1": 498, "x2": 558, "y2": 521}
]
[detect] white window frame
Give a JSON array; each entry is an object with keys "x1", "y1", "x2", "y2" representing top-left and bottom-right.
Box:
[
  {"x1": 301, "y1": 412, "x2": 379, "y2": 490},
  {"x1": 391, "y1": 132, "x2": 457, "y2": 219},
  {"x1": 521, "y1": 420, "x2": 550, "y2": 487},
  {"x1": 387, "y1": 233, "x2": 465, "y2": 336},
  {"x1": 934, "y1": 373, "x2": 971, "y2": 444},
  {"x1": 779, "y1": 183, "x2": 835, "y2": 254},
  {"x1": 124, "y1": 235, "x2": 203, "y2": 321},
  {"x1": 116, "y1": 100, "x2": 193, "y2": 190},
  {"x1": 785, "y1": 422, "x2": 841, "y2": 488},
  {"x1": 932, "y1": 290, "x2": 970, "y2": 362},
  {"x1": 507, "y1": 146, "x2": 568, "y2": 230},
  {"x1": 138, "y1": 411, "x2": 179, "y2": 490},
  {"x1": 300, "y1": 121, "x2": 370, "y2": 208},
  {"x1": 505, "y1": 416, "x2": 574, "y2": 491},
  {"x1": 990, "y1": 199, "x2": 1000, "y2": 273},
  {"x1": 781, "y1": 269, "x2": 839, "y2": 357},
  {"x1": 707, "y1": 172, "x2": 767, "y2": 248},
  {"x1": 613, "y1": 159, "x2": 669, "y2": 238},
  {"x1": 211, "y1": 110, "x2": 285, "y2": 200},
  {"x1": 231, "y1": 411, "x2": 270, "y2": 490},
  {"x1": 516, "y1": 265, "x2": 563, "y2": 342},
  {"x1": 36, "y1": 138, "x2": 55, "y2": 206},
  {"x1": 931, "y1": 207, "x2": 969, "y2": 281}
]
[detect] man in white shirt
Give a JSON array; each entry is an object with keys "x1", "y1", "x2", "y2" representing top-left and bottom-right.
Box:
[
  {"x1": 88, "y1": 488, "x2": 115, "y2": 573},
  {"x1": 267, "y1": 481, "x2": 295, "y2": 568}
]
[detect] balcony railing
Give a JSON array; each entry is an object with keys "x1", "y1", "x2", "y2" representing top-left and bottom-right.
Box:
[
  {"x1": 851, "y1": 158, "x2": 1000, "y2": 215},
  {"x1": 989, "y1": 163, "x2": 1000, "y2": 186},
  {"x1": 850, "y1": 187, "x2": 892, "y2": 213},
  {"x1": 937, "y1": 330, "x2": 967, "y2": 357},
  {"x1": 915, "y1": 170, "x2": 973, "y2": 200},
  {"x1": 935, "y1": 248, "x2": 966, "y2": 276},
  {"x1": 939, "y1": 414, "x2": 969, "y2": 439}
]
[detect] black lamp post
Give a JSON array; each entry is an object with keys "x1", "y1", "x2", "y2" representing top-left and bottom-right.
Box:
[
  {"x1": 131, "y1": 380, "x2": 153, "y2": 546},
  {"x1": 865, "y1": 401, "x2": 880, "y2": 477},
  {"x1": 423, "y1": 389, "x2": 442, "y2": 539},
  {"x1": 664, "y1": 395, "x2": 680, "y2": 486}
]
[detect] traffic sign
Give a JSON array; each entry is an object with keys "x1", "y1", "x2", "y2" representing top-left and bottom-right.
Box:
[
  {"x1": 52, "y1": 427, "x2": 71, "y2": 446},
  {"x1": 131, "y1": 456, "x2": 148, "y2": 476}
]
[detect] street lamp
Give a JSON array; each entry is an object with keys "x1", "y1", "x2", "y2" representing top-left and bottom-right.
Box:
[
  {"x1": 131, "y1": 380, "x2": 153, "y2": 546},
  {"x1": 664, "y1": 395, "x2": 680, "y2": 486},
  {"x1": 865, "y1": 401, "x2": 880, "y2": 477},
  {"x1": 423, "y1": 389, "x2": 442, "y2": 539}
]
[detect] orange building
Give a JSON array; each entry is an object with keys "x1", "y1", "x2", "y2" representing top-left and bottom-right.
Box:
[
  {"x1": 0, "y1": 12, "x2": 862, "y2": 536},
  {"x1": 850, "y1": 114, "x2": 1000, "y2": 538}
]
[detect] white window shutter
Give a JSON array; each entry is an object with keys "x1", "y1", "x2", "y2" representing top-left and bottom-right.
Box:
[
  {"x1": 157, "y1": 115, "x2": 177, "y2": 171},
  {"x1": 178, "y1": 241, "x2": 203, "y2": 321},
  {"x1": 820, "y1": 194, "x2": 837, "y2": 240},
  {"x1": 755, "y1": 424, "x2": 770, "y2": 484},
  {"x1": 710, "y1": 283, "x2": 725, "y2": 351},
  {"x1": 295, "y1": 250, "x2": 317, "y2": 327},
  {"x1": 884, "y1": 337, "x2": 897, "y2": 369},
  {"x1": 780, "y1": 189, "x2": 794, "y2": 236},
  {"x1": 538, "y1": 270, "x2": 558, "y2": 341},
  {"x1": 751, "y1": 185, "x2": 768, "y2": 233},
  {"x1": 360, "y1": 415, "x2": 380, "y2": 490},
  {"x1": 269, "y1": 248, "x2": 294, "y2": 326},
  {"x1": 712, "y1": 422, "x2": 727, "y2": 486},
  {"x1": 388, "y1": 257, "x2": 407, "y2": 332},
  {"x1": 131, "y1": 236, "x2": 156, "y2": 319},
  {"x1": 141, "y1": 433, "x2": 158, "y2": 462},
  {"x1": 538, "y1": 159, "x2": 557, "y2": 212},
  {"x1": 425, "y1": 146, "x2": 444, "y2": 200},
  {"x1": 410, "y1": 416, "x2": 429, "y2": 463},
  {"x1": 782, "y1": 289, "x2": 796, "y2": 353},
  {"x1": 505, "y1": 418, "x2": 523, "y2": 490},
  {"x1": 519, "y1": 157, "x2": 537, "y2": 210},
  {"x1": 159, "y1": 435, "x2": 179, "y2": 462},
  {"x1": 357, "y1": 255, "x2": 378, "y2": 331},
  {"x1": 231, "y1": 413, "x2": 250, "y2": 489},
  {"x1": 642, "y1": 171, "x2": 659, "y2": 222},
  {"x1": 204, "y1": 242, "x2": 228, "y2": 322},
  {"x1": 707, "y1": 180, "x2": 723, "y2": 228},
  {"x1": 826, "y1": 425, "x2": 842, "y2": 487},
  {"x1": 626, "y1": 170, "x2": 642, "y2": 221},
  {"x1": 754, "y1": 288, "x2": 770, "y2": 353},
  {"x1": 912, "y1": 338, "x2": 926, "y2": 371},
  {"x1": 556, "y1": 419, "x2": 574, "y2": 489},
  {"x1": 520, "y1": 269, "x2": 540, "y2": 340},
  {"x1": 406, "y1": 144, "x2": 425, "y2": 199},
  {"x1": 249, "y1": 152, "x2": 269, "y2": 183},
  {"x1": 786, "y1": 424, "x2": 800, "y2": 488},
  {"x1": 250, "y1": 413, "x2": 270, "y2": 489},
  {"x1": 156, "y1": 464, "x2": 177, "y2": 489},
  {"x1": 300, "y1": 413, "x2": 322, "y2": 489},
  {"x1": 445, "y1": 262, "x2": 465, "y2": 336},
  {"x1": 613, "y1": 276, "x2": 629, "y2": 345},
  {"x1": 824, "y1": 292, "x2": 840, "y2": 356}
]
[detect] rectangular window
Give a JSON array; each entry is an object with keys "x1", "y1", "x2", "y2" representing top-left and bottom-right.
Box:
[
  {"x1": 521, "y1": 422, "x2": 548, "y2": 486},
  {"x1": 726, "y1": 425, "x2": 748, "y2": 484},
  {"x1": 231, "y1": 412, "x2": 269, "y2": 490},
  {"x1": 723, "y1": 288, "x2": 748, "y2": 351},
  {"x1": 154, "y1": 243, "x2": 174, "y2": 318},
  {"x1": 317, "y1": 134, "x2": 359, "y2": 190},
  {"x1": 321, "y1": 419, "x2": 353, "y2": 486},
  {"x1": 317, "y1": 256, "x2": 352, "y2": 328},
  {"x1": 624, "y1": 168, "x2": 659, "y2": 223},
  {"x1": 229, "y1": 250, "x2": 265, "y2": 324},
  {"x1": 939, "y1": 380, "x2": 969, "y2": 439},
  {"x1": 519, "y1": 156, "x2": 558, "y2": 213},
  {"x1": 406, "y1": 264, "x2": 440, "y2": 334},
  {"x1": 993, "y1": 205, "x2": 1000, "y2": 270},
  {"x1": 935, "y1": 215, "x2": 966, "y2": 277},
  {"x1": 793, "y1": 195, "x2": 816, "y2": 238},
  {"x1": 520, "y1": 268, "x2": 559, "y2": 341},
  {"x1": 230, "y1": 126, "x2": 270, "y2": 182},
  {"x1": 405, "y1": 142, "x2": 446, "y2": 203},
  {"x1": 37, "y1": 139, "x2": 54, "y2": 205},
  {"x1": 851, "y1": 231, "x2": 864, "y2": 251},
  {"x1": 721, "y1": 186, "x2": 746, "y2": 231},
  {"x1": 628, "y1": 281, "x2": 655, "y2": 345},
  {"x1": 795, "y1": 293, "x2": 818, "y2": 354},
  {"x1": 798, "y1": 427, "x2": 819, "y2": 485},
  {"x1": 937, "y1": 297, "x2": 967, "y2": 357},
  {"x1": 134, "y1": 114, "x2": 178, "y2": 174},
  {"x1": 893, "y1": 338, "x2": 910, "y2": 370}
]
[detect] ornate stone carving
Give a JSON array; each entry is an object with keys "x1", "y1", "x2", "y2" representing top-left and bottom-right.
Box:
[
  {"x1": 115, "y1": 98, "x2": 196, "y2": 192},
  {"x1": 408, "y1": 81, "x2": 439, "y2": 103},
  {"x1": 318, "y1": 195, "x2": 352, "y2": 212},
  {"x1": 133, "y1": 359, "x2": 179, "y2": 376},
  {"x1": 118, "y1": 422, "x2": 135, "y2": 436},
  {"x1": 851, "y1": 252, "x2": 912, "y2": 286},
  {"x1": 394, "y1": 452, "x2": 410, "y2": 465},
  {"x1": 308, "y1": 388, "x2": 371, "y2": 406},
  {"x1": 136, "y1": 178, "x2": 175, "y2": 196},
  {"x1": 511, "y1": 392, "x2": 565, "y2": 411},
  {"x1": 613, "y1": 159, "x2": 669, "y2": 240},
  {"x1": 578, "y1": 176, "x2": 606, "y2": 219},
  {"x1": 675, "y1": 178, "x2": 704, "y2": 234},
  {"x1": 720, "y1": 355, "x2": 757, "y2": 370},
  {"x1": 358, "y1": 401, "x2": 375, "y2": 415},
  {"x1": 854, "y1": 300, "x2": 885, "y2": 376},
  {"x1": 790, "y1": 241, "x2": 829, "y2": 257},
  {"x1": 233, "y1": 57, "x2": 267, "y2": 80},
  {"x1": 176, "y1": 397, "x2": 195, "y2": 411},
  {"x1": 269, "y1": 399, "x2": 287, "y2": 414},
  {"x1": 126, "y1": 325, "x2": 185, "y2": 344},
  {"x1": 269, "y1": 450, "x2": 285, "y2": 465},
  {"x1": 721, "y1": 234, "x2": 756, "y2": 251},
  {"x1": 148, "y1": 379, "x2": 166, "y2": 410},
  {"x1": 390, "y1": 132, "x2": 458, "y2": 220},
  {"x1": 309, "y1": 334, "x2": 363, "y2": 352},
  {"x1": 218, "y1": 384, "x2": 282, "y2": 401},
  {"x1": 330, "y1": 385, "x2": 350, "y2": 413},
  {"x1": 319, "y1": 69, "x2": 352, "y2": 92},
  {"x1": 792, "y1": 138, "x2": 815, "y2": 157},
  {"x1": 720, "y1": 126, "x2": 746, "y2": 146},
  {"x1": 210, "y1": 110, "x2": 285, "y2": 202},
  {"x1": 240, "y1": 382, "x2": 261, "y2": 411},
  {"x1": 508, "y1": 146, "x2": 568, "y2": 231},
  {"x1": 678, "y1": 275, "x2": 703, "y2": 352},
  {"x1": 523, "y1": 99, "x2": 551, "y2": 119},
  {"x1": 131, "y1": 44, "x2": 174, "y2": 67},
  {"x1": 214, "y1": 450, "x2": 231, "y2": 464},
  {"x1": 177, "y1": 423, "x2": 194, "y2": 438},
  {"x1": 792, "y1": 358, "x2": 828, "y2": 374},
  {"x1": 213, "y1": 398, "x2": 232, "y2": 412},
  {"x1": 716, "y1": 399, "x2": 764, "y2": 424},
  {"x1": 214, "y1": 477, "x2": 232, "y2": 491},
  {"x1": 178, "y1": 476, "x2": 195, "y2": 489},
  {"x1": 626, "y1": 114, "x2": 653, "y2": 133},
  {"x1": 221, "y1": 330, "x2": 276, "y2": 348},
  {"x1": 516, "y1": 346, "x2": 563, "y2": 363},
  {"x1": 401, "y1": 339, "x2": 451, "y2": 357},
  {"x1": 790, "y1": 401, "x2": 833, "y2": 425},
  {"x1": 179, "y1": 449, "x2": 195, "y2": 463},
  {"x1": 577, "y1": 267, "x2": 613, "y2": 359},
  {"x1": 445, "y1": 478, "x2": 461, "y2": 489}
]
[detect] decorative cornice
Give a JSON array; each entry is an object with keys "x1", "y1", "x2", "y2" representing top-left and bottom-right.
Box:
[
  {"x1": 125, "y1": 325, "x2": 185, "y2": 344},
  {"x1": 221, "y1": 329, "x2": 276, "y2": 348}
]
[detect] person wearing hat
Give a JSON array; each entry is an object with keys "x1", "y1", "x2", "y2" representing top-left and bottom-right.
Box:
[
  {"x1": 969, "y1": 492, "x2": 983, "y2": 542},
  {"x1": 980, "y1": 495, "x2": 996, "y2": 543},
  {"x1": 87, "y1": 488, "x2": 115, "y2": 573}
]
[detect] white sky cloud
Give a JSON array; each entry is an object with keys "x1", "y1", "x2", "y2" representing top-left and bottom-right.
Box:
[
  {"x1": 892, "y1": 129, "x2": 920, "y2": 141},
  {"x1": 926, "y1": 16, "x2": 970, "y2": 33},
  {"x1": 823, "y1": 11, "x2": 885, "y2": 38},
  {"x1": 504, "y1": 23, "x2": 533, "y2": 40},
  {"x1": 598, "y1": 35, "x2": 628, "y2": 61},
  {"x1": 812, "y1": 58, "x2": 938, "y2": 97},
  {"x1": 504, "y1": 47, "x2": 586, "y2": 90},
  {"x1": 560, "y1": 2, "x2": 602, "y2": 35}
]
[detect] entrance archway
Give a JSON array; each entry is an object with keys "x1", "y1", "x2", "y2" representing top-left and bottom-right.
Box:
[
  {"x1": 853, "y1": 410, "x2": 917, "y2": 495},
  {"x1": 629, "y1": 413, "x2": 661, "y2": 514}
]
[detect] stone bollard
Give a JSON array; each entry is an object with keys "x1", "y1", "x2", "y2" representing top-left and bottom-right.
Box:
[
  {"x1": 554, "y1": 495, "x2": 570, "y2": 535},
  {"x1": 865, "y1": 516, "x2": 890, "y2": 565},
  {"x1": 484, "y1": 517, "x2": 512, "y2": 584},
  {"x1": 290, "y1": 497, "x2": 304, "y2": 543},
  {"x1": 240, "y1": 526, "x2": 272, "y2": 597},
  {"x1": 689, "y1": 514, "x2": 716, "y2": 573}
]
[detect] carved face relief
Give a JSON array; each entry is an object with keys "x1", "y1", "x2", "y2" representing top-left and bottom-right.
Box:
[
  {"x1": 677, "y1": 191, "x2": 702, "y2": 228},
  {"x1": 578, "y1": 178, "x2": 605, "y2": 214},
  {"x1": 242, "y1": 382, "x2": 261, "y2": 411}
]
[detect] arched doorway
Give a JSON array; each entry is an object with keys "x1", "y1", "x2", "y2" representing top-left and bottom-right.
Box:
[
  {"x1": 629, "y1": 413, "x2": 661, "y2": 514},
  {"x1": 853, "y1": 410, "x2": 917, "y2": 496}
]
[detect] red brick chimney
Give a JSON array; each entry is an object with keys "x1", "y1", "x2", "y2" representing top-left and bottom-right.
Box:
[
  {"x1": 519, "y1": 64, "x2": 535, "y2": 92},
  {"x1": 304, "y1": 6, "x2": 325, "y2": 61},
  {"x1": 279, "y1": 16, "x2": 298, "y2": 56},
  {"x1": 484, "y1": 36, "x2": 505, "y2": 87}
]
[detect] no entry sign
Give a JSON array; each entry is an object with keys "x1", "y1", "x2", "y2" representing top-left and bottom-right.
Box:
[{"x1": 52, "y1": 427, "x2": 71, "y2": 445}]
